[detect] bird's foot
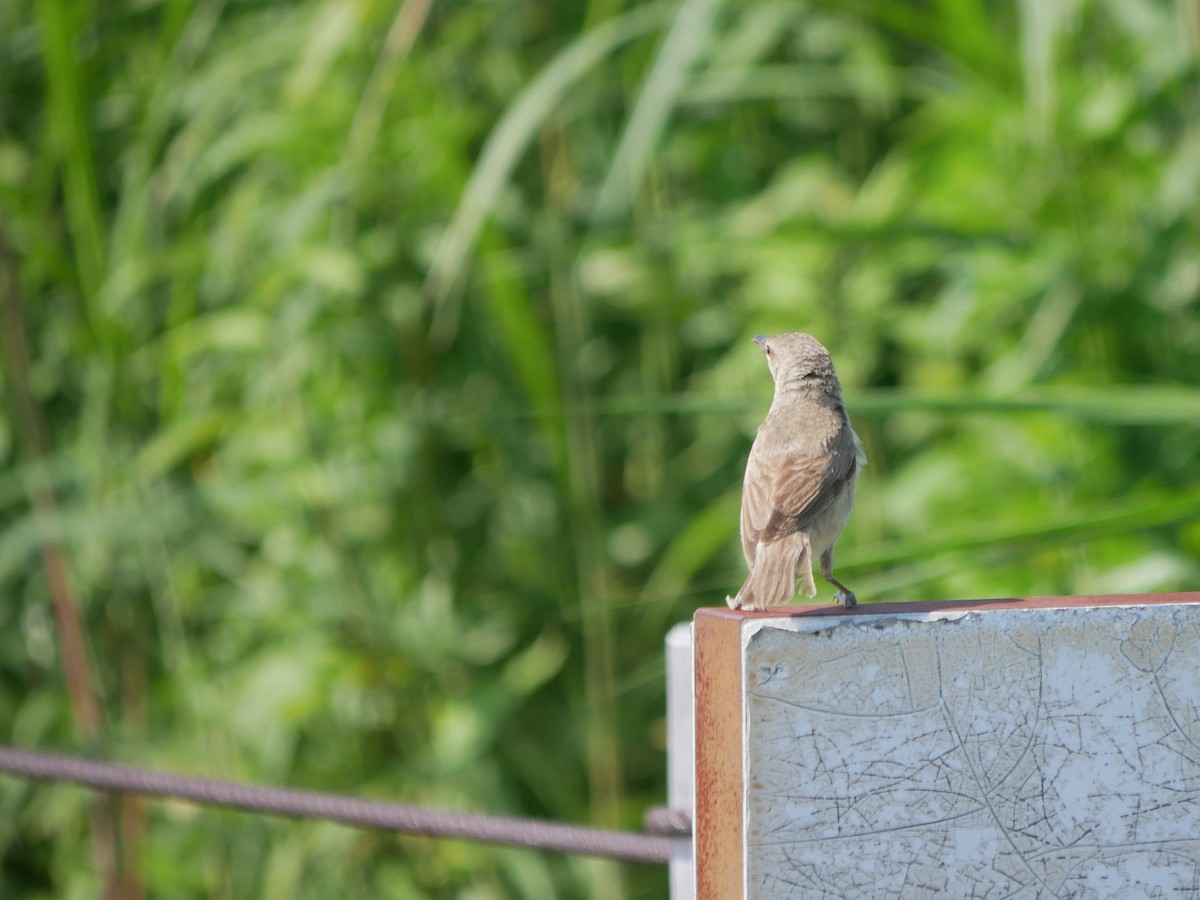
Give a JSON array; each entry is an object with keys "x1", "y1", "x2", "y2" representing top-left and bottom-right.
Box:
[
  {"x1": 726, "y1": 594, "x2": 742, "y2": 610},
  {"x1": 833, "y1": 590, "x2": 857, "y2": 608}
]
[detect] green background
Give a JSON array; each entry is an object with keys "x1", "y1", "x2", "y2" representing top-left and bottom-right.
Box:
[{"x1": 2, "y1": 0, "x2": 1199, "y2": 896}]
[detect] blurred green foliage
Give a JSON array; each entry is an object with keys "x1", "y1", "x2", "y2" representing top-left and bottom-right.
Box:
[{"x1": 2, "y1": 0, "x2": 1199, "y2": 895}]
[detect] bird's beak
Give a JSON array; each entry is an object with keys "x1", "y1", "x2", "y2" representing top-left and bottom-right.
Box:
[{"x1": 752, "y1": 335, "x2": 768, "y2": 348}]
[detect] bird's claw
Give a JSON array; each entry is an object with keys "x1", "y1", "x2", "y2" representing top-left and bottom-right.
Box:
[{"x1": 834, "y1": 590, "x2": 857, "y2": 608}]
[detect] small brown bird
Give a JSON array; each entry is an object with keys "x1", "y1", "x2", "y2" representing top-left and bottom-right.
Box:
[{"x1": 729, "y1": 332, "x2": 865, "y2": 610}]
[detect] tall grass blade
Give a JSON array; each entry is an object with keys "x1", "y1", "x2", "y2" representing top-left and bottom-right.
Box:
[
  {"x1": 592, "y1": 0, "x2": 724, "y2": 222},
  {"x1": 425, "y1": 4, "x2": 670, "y2": 341}
]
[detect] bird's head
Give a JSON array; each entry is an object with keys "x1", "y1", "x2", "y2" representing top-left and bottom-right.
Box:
[{"x1": 752, "y1": 332, "x2": 838, "y2": 389}]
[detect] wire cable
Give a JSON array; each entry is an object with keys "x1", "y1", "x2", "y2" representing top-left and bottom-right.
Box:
[{"x1": 0, "y1": 745, "x2": 679, "y2": 865}]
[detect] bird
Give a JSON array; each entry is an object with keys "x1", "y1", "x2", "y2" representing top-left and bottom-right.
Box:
[{"x1": 728, "y1": 332, "x2": 866, "y2": 611}]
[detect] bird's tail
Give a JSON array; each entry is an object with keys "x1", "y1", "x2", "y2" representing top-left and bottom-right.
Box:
[{"x1": 731, "y1": 533, "x2": 814, "y2": 611}]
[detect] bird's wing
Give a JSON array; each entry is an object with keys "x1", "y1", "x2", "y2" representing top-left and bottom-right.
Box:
[{"x1": 741, "y1": 422, "x2": 859, "y2": 554}]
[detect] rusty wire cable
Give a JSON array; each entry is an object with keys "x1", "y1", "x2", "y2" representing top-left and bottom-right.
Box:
[{"x1": 0, "y1": 745, "x2": 681, "y2": 865}]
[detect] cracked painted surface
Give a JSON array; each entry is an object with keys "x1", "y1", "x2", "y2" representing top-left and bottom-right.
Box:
[{"x1": 745, "y1": 606, "x2": 1200, "y2": 898}]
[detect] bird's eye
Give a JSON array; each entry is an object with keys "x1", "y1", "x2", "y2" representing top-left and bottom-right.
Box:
[{"x1": 765, "y1": 346, "x2": 773, "y2": 355}]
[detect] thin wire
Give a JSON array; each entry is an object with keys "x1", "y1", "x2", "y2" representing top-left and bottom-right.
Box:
[{"x1": 0, "y1": 746, "x2": 678, "y2": 865}]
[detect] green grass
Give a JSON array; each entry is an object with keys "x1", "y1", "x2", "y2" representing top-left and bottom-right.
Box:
[{"x1": 1, "y1": 0, "x2": 1198, "y2": 896}]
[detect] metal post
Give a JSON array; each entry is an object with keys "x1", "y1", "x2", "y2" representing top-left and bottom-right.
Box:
[{"x1": 666, "y1": 623, "x2": 695, "y2": 900}]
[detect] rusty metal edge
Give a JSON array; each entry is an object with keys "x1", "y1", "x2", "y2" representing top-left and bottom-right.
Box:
[
  {"x1": 695, "y1": 591, "x2": 1200, "y2": 621},
  {"x1": 694, "y1": 611, "x2": 745, "y2": 900}
]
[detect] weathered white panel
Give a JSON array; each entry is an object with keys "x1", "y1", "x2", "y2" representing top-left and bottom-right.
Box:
[
  {"x1": 666, "y1": 623, "x2": 695, "y2": 900},
  {"x1": 744, "y1": 605, "x2": 1200, "y2": 898}
]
